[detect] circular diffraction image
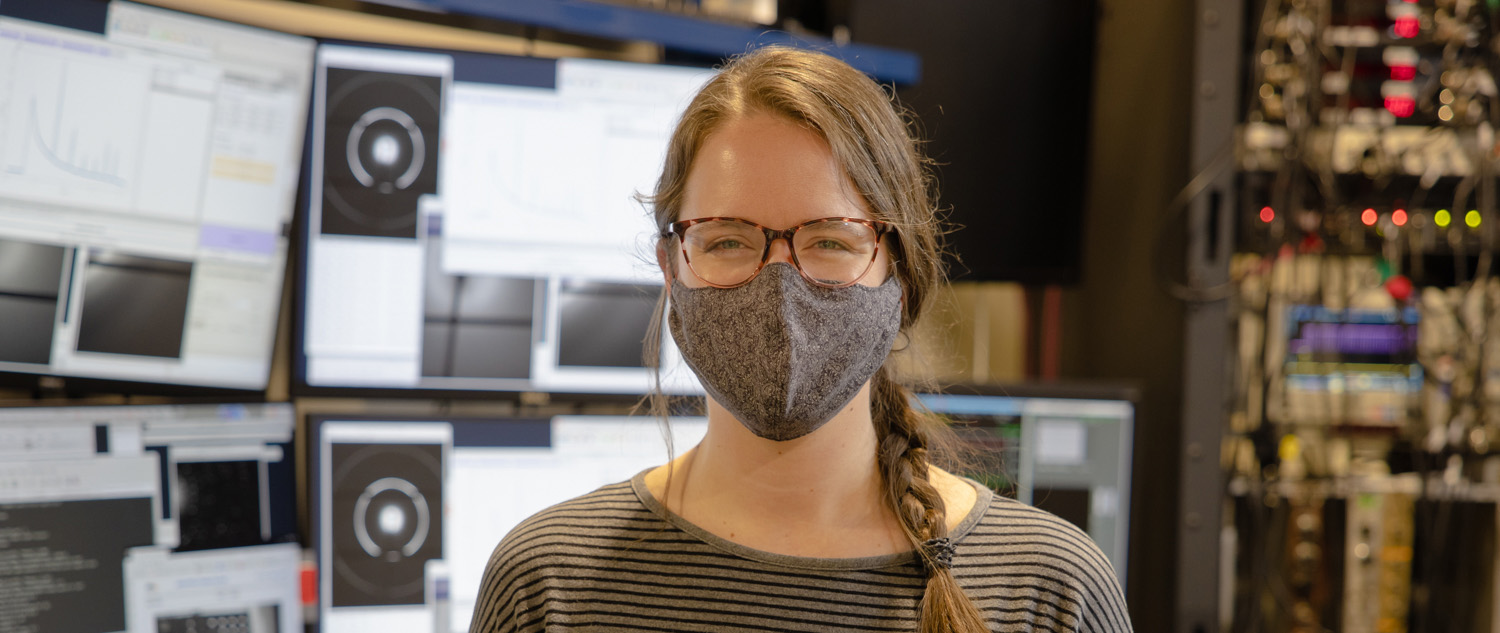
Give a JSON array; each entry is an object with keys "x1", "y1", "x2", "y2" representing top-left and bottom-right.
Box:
[
  {"x1": 319, "y1": 68, "x2": 442, "y2": 239},
  {"x1": 329, "y1": 442, "x2": 443, "y2": 607},
  {"x1": 347, "y1": 107, "x2": 426, "y2": 194}
]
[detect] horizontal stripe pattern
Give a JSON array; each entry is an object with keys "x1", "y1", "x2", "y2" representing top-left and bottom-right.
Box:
[{"x1": 469, "y1": 475, "x2": 1132, "y2": 632}]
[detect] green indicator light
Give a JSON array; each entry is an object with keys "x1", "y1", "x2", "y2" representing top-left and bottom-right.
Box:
[
  {"x1": 1467, "y1": 210, "x2": 1482, "y2": 228},
  {"x1": 1436, "y1": 209, "x2": 1451, "y2": 227}
]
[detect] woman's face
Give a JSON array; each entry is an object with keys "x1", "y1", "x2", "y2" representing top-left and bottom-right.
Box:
[{"x1": 668, "y1": 112, "x2": 890, "y2": 289}]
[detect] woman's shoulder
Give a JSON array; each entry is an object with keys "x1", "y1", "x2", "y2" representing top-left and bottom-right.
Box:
[
  {"x1": 489, "y1": 478, "x2": 659, "y2": 560},
  {"x1": 959, "y1": 492, "x2": 1132, "y2": 631},
  {"x1": 965, "y1": 493, "x2": 1122, "y2": 583},
  {"x1": 468, "y1": 480, "x2": 644, "y2": 632},
  {"x1": 968, "y1": 494, "x2": 1110, "y2": 556}
]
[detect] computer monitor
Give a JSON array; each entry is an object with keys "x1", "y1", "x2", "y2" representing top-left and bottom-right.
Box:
[
  {"x1": 307, "y1": 413, "x2": 707, "y2": 633},
  {"x1": 0, "y1": 0, "x2": 315, "y2": 393},
  {"x1": 0, "y1": 402, "x2": 302, "y2": 633},
  {"x1": 919, "y1": 384, "x2": 1137, "y2": 583},
  {"x1": 294, "y1": 42, "x2": 712, "y2": 398}
]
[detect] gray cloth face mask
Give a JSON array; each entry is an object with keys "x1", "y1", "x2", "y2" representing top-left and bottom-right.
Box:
[{"x1": 669, "y1": 263, "x2": 902, "y2": 441}]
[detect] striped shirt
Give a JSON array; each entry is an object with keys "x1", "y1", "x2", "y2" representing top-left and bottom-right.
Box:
[{"x1": 470, "y1": 472, "x2": 1132, "y2": 632}]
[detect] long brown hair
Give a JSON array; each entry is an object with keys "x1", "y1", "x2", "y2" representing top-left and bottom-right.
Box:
[{"x1": 640, "y1": 46, "x2": 986, "y2": 633}]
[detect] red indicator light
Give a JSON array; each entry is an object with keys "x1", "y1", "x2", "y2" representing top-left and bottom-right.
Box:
[
  {"x1": 1393, "y1": 209, "x2": 1408, "y2": 226},
  {"x1": 1362, "y1": 208, "x2": 1378, "y2": 226},
  {"x1": 1394, "y1": 15, "x2": 1420, "y2": 38},
  {"x1": 1386, "y1": 275, "x2": 1414, "y2": 302},
  {"x1": 1390, "y1": 65, "x2": 1416, "y2": 81},
  {"x1": 1260, "y1": 206, "x2": 1275, "y2": 223},
  {"x1": 301, "y1": 564, "x2": 317, "y2": 605},
  {"x1": 1385, "y1": 95, "x2": 1416, "y2": 118}
]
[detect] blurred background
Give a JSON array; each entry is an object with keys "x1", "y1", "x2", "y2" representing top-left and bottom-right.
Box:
[{"x1": 9, "y1": 0, "x2": 1495, "y2": 632}]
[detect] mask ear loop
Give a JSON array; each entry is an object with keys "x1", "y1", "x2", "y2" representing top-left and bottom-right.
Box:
[{"x1": 891, "y1": 329, "x2": 912, "y2": 353}]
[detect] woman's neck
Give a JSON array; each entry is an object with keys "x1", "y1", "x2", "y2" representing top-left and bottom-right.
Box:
[{"x1": 650, "y1": 383, "x2": 911, "y2": 557}]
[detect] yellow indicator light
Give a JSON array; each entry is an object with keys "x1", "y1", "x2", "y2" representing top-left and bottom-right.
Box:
[
  {"x1": 1467, "y1": 210, "x2": 1482, "y2": 228},
  {"x1": 1436, "y1": 209, "x2": 1451, "y2": 227},
  {"x1": 1279, "y1": 434, "x2": 1301, "y2": 462}
]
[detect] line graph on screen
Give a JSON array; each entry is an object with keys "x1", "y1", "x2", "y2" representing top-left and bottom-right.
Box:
[{"x1": 0, "y1": 42, "x2": 148, "y2": 211}]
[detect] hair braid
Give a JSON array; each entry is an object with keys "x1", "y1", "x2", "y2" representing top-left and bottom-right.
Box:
[{"x1": 872, "y1": 368, "x2": 987, "y2": 633}]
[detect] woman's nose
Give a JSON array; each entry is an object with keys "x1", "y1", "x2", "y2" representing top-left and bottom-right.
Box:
[{"x1": 766, "y1": 237, "x2": 795, "y2": 264}]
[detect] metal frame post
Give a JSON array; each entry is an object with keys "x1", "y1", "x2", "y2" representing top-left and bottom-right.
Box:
[{"x1": 1177, "y1": 0, "x2": 1242, "y2": 630}]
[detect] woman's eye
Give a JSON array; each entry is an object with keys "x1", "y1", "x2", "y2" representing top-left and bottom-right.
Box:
[
  {"x1": 811, "y1": 238, "x2": 850, "y2": 251},
  {"x1": 707, "y1": 238, "x2": 748, "y2": 251}
]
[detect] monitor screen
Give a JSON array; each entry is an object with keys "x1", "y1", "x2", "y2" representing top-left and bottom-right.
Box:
[
  {"x1": 296, "y1": 43, "x2": 711, "y2": 397},
  {"x1": 919, "y1": 385, "x2": 1136, "y2": 583},
  {"x1": 0, "y1": 0, "x2": 315, "y2": 392},
  {"x1": 308, "y1": 413, "x2": 707, "y2": 633},
  {"x1": 0, "y1": 402, "x2": 301, "y2": 633}
]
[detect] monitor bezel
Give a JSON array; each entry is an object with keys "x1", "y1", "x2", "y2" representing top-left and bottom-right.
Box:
[{"x1": 917, "y1": 380, "x2": 1141, "y2": 597}]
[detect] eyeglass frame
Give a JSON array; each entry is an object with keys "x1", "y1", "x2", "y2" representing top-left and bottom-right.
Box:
[{"x1": 660, "y1": 216, "x2": 894, "y2": 289}]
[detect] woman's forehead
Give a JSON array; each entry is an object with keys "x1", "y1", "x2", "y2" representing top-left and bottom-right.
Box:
[{"x1": 678, "y1": 113, "x2": 871, "y2": 225}]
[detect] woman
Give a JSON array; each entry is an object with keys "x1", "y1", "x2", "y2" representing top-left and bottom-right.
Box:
[{"x1": 470, "y1": 46, "x2": 1131, "y2": 633}]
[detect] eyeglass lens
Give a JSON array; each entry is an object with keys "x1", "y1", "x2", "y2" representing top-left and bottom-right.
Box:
[{"x1": 679, "y1": 219, "x2": 879, "y2": 287}]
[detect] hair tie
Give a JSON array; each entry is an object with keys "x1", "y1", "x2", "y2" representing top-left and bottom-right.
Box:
[{"x1": 921, "y1": 537, "x2": 956, "y2": 571}]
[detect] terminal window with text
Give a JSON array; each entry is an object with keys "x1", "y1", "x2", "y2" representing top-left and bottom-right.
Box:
[{"x1": 0, "y1": 403, "x2": 302, "y2": 633}]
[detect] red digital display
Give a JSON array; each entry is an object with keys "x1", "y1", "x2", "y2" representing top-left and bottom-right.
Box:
[
  {"x1": 1394, "y1": 15, "x2": 1420, "y2": 38},
  {"x1": 1385, "y1": 95, "x2": 1416, "y2": 118}
]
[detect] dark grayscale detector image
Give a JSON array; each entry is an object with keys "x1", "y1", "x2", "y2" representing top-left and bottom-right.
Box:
[{"x1": 17, "y1": 0, "x2": 1500, "y2": 631}]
